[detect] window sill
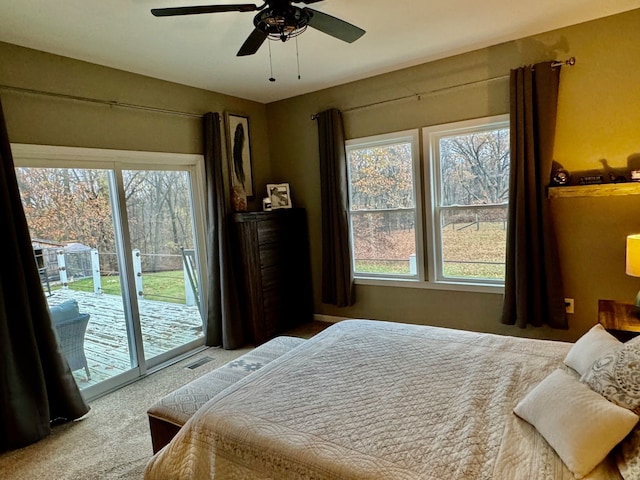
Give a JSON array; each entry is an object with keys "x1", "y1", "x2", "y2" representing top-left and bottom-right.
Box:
[{"x1": 354, "y1": 277, "x2": 504, "y2": 294}]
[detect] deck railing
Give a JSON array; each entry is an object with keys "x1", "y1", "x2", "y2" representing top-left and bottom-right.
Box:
[{"x1": 38, "y1": 247, "x2": 199, "y2": 307}]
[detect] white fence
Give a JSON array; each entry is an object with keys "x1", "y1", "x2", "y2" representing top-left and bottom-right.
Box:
[{"x1": 48, "y1": 248, "x2": 199, "y2": 308}]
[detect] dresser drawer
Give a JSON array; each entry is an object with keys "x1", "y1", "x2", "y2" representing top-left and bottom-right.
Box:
[
  {"x1": 259, "y1": 244, "x2": 285, "y2": 268},
  {"x1": 257, "y1": 218, "x2": 284, "y2": 245},
  {"x1": 261, "y1": 265, "x2": 284, "y2": 290}
]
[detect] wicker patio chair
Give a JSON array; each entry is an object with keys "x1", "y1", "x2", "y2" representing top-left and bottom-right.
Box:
[{"x1": 49, "y1": 299, "x2": 91, "y2": 380}]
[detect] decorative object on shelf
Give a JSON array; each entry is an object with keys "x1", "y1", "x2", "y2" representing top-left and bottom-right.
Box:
[
  {"x1": 266, "y1": 183, "x2": 292, "y2": 209},
  {"x1": 231, "y1": 185, "x2": 247, "y2": 211},
  {"x1": 262, "y1": 197, "x2": 272, "y2": 211},
  {"x1": 578, "y1": 175, "x2": 604, "y2": 185},
  {"x1": 550, "y1": 161, "x2": 570, "y2": 186},
  {"x1": 600, "y1": 159, "x2": 627, "y2": 183},
  {"x1": 225, "y1": 112, "x2": 254, "y2": 197},
  {"x1": 552, "y1": 169, "x2": 570, "y2": 185},
  {"x1": 626, "y1": 234, "x2": 640, "y2": 317},
  {"x1": 609, "y1": 172, "x2": 627, "y2": 183}
]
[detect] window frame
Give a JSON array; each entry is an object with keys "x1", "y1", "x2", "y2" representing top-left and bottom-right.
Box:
[
  {"x1": 423, "y1": 114, "x2": 510, "y2": 290},
  {"x1": 345, "y1": 115, "x2": 509, "y2": 294},
  {"x1": 345, "y1": 129, "x2": 424, "y2": 282},
  {"x1": 11, "y1": 143, "x2": 209, "y2": 400}
]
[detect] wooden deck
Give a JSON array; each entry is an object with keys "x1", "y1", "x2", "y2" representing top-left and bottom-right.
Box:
[{"x1": 47, "y1": 289, "x2": 203, "y2": 388}]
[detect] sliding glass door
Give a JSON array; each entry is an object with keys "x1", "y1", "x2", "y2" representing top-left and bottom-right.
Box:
[
  {"x1": 122, "y1": 169, "x2": 204, "y2": 363},
  {"x1": 13, "y1": 145, "x2": 207, "y2": 399}
]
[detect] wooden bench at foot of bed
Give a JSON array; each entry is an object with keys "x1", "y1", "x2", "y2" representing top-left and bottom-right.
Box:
[{"x1": 147, "y1": 336, "x2": 306, "y2": 453}]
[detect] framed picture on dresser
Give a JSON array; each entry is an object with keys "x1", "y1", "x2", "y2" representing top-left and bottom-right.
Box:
[{"x1": 266, "y1": 183, "x2": 292, "y2": 209}]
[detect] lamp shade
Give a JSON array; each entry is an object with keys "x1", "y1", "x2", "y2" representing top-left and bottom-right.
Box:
[{"x1": 626, "y1": 234, "x2": 640, "y2": 277}]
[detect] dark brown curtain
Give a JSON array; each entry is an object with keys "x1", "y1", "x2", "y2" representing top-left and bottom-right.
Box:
[
  {"x1": 0, "y1": 97, "x2": 89, "y2": 451},
  {"x1": 202, "y1": 112, "x2": 245, "y2": 349},
  {"x1": 317, "y1": 109, "x2": 355, "y2": 307},
  {"x1": 501, "y1": 62, "x2": 567, "y2": 329}
]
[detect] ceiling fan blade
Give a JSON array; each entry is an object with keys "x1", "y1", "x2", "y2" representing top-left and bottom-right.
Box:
[
  {"x1": 237, "y1": 28, "x2": 268, "y2": 56},
  {"x1": 293, "y1": 0, "x2": 324, "y2": 4},
  {"x1": 151, "y1": 4, "x2": 258, "y2": 17},
  {"x1": 305, "y1": 8, "x2": 365, "y2": 43}
]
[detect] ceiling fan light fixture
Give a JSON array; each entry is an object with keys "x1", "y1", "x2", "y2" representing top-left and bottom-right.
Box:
[
  {"x1": 256, "y1": 7, "x2": 309, "y2": 42},
  {"x1": 270, "y1": 24, "x2": 307, "y2": 42}
]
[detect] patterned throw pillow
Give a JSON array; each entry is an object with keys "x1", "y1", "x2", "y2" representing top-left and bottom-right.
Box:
[
  {"x1": 611, "y1": 336, "x2": 640, "y2": 480},
  {"x1": 581, "y1": 342, "x2": 640, "y2": 415},
  {"x1": 617, "y1": 426, "x2": 640, "y2": 480}
]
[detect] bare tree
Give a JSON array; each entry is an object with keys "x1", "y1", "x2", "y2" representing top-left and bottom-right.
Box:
[
  {"x1": 17, "y1": 167, "x2": 195, "y2": 273},
  {"x1": 439, "y1": 129, "x2": 509, "y2": 206}
]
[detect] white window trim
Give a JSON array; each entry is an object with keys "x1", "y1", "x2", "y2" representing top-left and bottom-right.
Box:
[
  {"x1": 11, "y1": 143, "x2": 210, "y2": 398},
  {"x1": 10, "y1": 143, "x2": 202, "y2": 168},
  {"x1": 346, "y1": 129, "x2": 424, "y2": 282},
  {"x1": 423, "y1": 114, "x2": 509, "y2": 292},
  {"x1": 345, "y1": 116, "x2": 509, "y2": 295},
  {"x1": 353, "y1": 276, "x2": 503, "y2": 294}
]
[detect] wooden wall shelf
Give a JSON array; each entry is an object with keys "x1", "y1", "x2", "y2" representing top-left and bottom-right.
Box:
[{"x1": 548, "y1": 182, "x2": 640, "y2": 198}]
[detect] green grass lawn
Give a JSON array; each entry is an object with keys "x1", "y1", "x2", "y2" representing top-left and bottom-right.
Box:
[{"x1": 58, "y1": 270, "x2": 189, "y2": 304}]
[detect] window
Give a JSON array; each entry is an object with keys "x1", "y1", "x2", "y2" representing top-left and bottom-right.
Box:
[
  {"x1": 424, "y1": 115, "x2": 509, "y2": 286},
  {"x1": 346, "y1": 130, "x2": 422, "y2": 279},
  {"x1": 345, "y1": 115, "x2": 509, "y2": 291}
]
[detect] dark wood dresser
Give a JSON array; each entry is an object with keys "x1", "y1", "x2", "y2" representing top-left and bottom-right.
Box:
[{"x1": 231, "y1": 208, "x2": 313, "y2": 345}]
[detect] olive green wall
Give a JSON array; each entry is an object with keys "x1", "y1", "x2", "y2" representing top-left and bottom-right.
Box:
[
  {"x1": 0, "y1": 41, "x2": 271, "y2": 211},
  {"x1": 2, "y1": 10, "x2": 640, "y2": 343},
  {"x1": 266, "y1": 9, "x2": 640, "y2": 342}
]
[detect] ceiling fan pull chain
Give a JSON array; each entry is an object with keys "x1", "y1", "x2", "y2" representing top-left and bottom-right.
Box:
[
  {"x1": 268, "y1": 40, "x2": 276, "y2": 82},
  {"x1": 296, "y1": 36, "x2": 301, "y2": 80}
]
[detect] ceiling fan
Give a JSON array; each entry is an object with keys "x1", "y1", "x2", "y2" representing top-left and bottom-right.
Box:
[{"x1": 151, "y1": 0, "x2": 365, "y2": 56}]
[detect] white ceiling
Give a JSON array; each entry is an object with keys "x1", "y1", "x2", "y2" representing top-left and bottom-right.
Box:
[{"x1": 1, "y1": 0, "x2": 640, "y2": 104}]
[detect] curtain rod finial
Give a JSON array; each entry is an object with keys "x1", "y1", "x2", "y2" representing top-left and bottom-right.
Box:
[{"x1": 551, "y1": 57, "x2": 577, "y2": 69}]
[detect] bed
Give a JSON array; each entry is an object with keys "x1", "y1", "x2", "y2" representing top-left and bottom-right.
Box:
[{"x1": 144, "y1": 319, "x2": 639, "y2": 479}]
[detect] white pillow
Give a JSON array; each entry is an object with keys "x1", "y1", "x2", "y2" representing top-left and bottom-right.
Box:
[
  {"x1": 514, "y1": 369, "x2": 638, "y2": 479},
  {"x1": 564, "y1": 324, "x2": 621, "y2": 375}
]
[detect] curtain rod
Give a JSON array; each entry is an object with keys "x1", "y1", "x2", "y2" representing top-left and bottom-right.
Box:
[
  {"x1": 311, "y1": 56, "x2": 576, "y2": 119},
  {"x1": 0, "y1": 84, "x2": 203, "y2": 119}
]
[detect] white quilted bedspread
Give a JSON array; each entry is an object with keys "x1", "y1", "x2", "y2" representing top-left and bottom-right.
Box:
[{"x1": 145, "y1": 320, "x2": 622, "y2": 480}]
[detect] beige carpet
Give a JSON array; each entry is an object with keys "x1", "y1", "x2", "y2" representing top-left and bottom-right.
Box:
[{"x1": 0, "y1": 321, "x2": 330, "y2": 480}]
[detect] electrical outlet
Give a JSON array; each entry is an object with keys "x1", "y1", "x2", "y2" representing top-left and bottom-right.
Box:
[{"x1": 565, "y1": 298, "x2": 574, "y2": 314}]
